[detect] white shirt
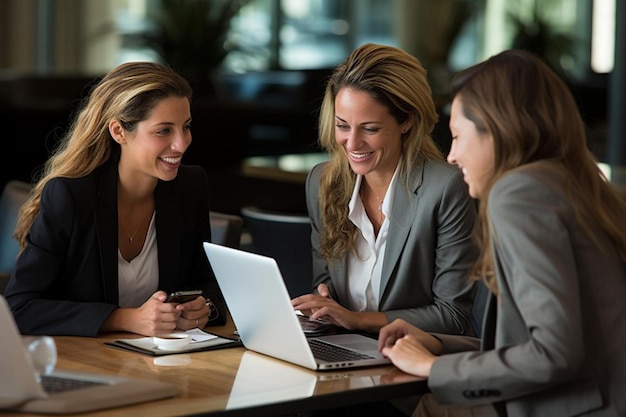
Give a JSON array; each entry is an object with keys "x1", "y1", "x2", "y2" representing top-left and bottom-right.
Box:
[
  {"x1": 346, "y1": 168, "x2": 398, "y2": 312},
  {"x1": 117, "y1": 212, "x2": 159, "y2": 308}
]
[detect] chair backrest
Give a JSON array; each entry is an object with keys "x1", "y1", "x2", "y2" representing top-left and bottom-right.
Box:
[
  {"x1": 240, "y1": 206, "x2": 312, "y2": 298},
  {"x1": 0, "y1": 180, "x2": 32, "y2": 294},
  {"x1": 0, "y1": 180, "x2": 32, "y2": 272},
  {"x1": 209, "y1": 211, "x2": 244, "y2": 249}
]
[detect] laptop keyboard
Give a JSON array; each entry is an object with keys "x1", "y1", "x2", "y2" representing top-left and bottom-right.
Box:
[
  {"x1": 297, "y1": 314, "x2": 332, "y2": 334},
  {"x1": 308, "y1": 338, "x2": 375, "y2": 362},
  {"x1": 41, "y1": 375, "x2": 105, "y2": 393}
]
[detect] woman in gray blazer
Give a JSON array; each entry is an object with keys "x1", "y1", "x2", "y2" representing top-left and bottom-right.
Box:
[
  {"x1": 293, "y1": 43, "x2": 478, "y2": 336},
  {"x1": 5, "y1": 62, "x2": 225, "y2": 337},
  {"x1": 379, "y1": 50, "x2": 626, "y2": 417}
]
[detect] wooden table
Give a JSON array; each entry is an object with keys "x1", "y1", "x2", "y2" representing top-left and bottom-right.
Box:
[
  {"x1": 1, "y1": 319, "x2": 427, "y2": 417},
  {"x1": 241, "y1": 152, "x2": 329, "y2": 184}
]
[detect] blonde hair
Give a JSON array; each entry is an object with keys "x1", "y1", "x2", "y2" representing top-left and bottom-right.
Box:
[
  {"x1": 317, "y1": 43, "x2": 442, "y2": 260},
  {"x1": 15, "y1": 62, "x2": 192, "y2": 249},
  {"x1": 451, "y1": 49, "x2": 626, "y2": 292}
]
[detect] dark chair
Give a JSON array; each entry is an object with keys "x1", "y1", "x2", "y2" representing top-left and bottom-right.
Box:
[
  {"x1": 209, "y1": 211, "x2": 244, "y2": 249},
  {"x1": 241, "y1": 206, "x2": 313, "y2": 298},
  {"x1": 0, "y1": 180, "x2": 32, "y2": 294}
]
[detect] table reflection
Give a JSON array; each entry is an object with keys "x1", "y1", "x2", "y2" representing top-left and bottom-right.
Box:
[
  {"x1": 227, "y1": 351, "x2": 316, "y2": 409},
  {"x1": 242, "y1": 152, "x2": 329, "y2": 184}
]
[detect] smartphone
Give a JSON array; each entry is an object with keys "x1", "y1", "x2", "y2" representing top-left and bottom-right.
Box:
[{"x1": 165, "y1": 290, "x2": 203, "y2": 304}]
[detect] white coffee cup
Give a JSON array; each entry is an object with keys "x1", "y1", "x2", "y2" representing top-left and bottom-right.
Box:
[
  {"x1": 22, "y1": 335, "x2": 57, "y2": 380},
  {"x1": 153, "y1": 333, "x2": 192, "y2": 351}
]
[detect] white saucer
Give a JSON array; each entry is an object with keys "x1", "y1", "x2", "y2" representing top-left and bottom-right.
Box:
[{"x1": 153, "y1": 333, "x2": 192, "y2": 351}]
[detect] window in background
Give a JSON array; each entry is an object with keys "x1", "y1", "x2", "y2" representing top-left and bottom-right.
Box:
[
  {"x1": 278, "y1": 0, "x2": 353, "y2": 69},
  {"x1": 591, "y1": 0, "x2": 615, "y2": 73},
  {"x1": 115, "y1": 0, "x2": 397, "y2": 73},
  {"x1": 114, "y1": 0, "x2": 160, "y2": 65},
  {"x1": 480, "y1": 0, "x2": 586, "y2": 80},
  {"x1": 3, "y1": 0, "x2": 607, "y2": 81},
  {"x1": 227, "y1": 0, "x2": 397, "y2": 71}
]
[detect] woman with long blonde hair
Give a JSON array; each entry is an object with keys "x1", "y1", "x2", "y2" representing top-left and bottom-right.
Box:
[
  {"x1": 293, "y1": 43, "x2": 478, "y2": 336},
  {"x1": 6, "y1": 62, "x2": 225, "y2": 337}
]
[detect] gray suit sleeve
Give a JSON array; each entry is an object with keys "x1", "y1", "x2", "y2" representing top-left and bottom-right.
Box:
[{"x1": 428, "y1": 171, "x2": 586, "y2": 406}]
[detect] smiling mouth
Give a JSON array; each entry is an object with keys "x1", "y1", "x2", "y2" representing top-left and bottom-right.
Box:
[
  {"x1": 160, "y1": 156, "x2": 181, "y2": 165},
  {"x1": 349, "y1": 151, "x2": 373, "y2": 160}
]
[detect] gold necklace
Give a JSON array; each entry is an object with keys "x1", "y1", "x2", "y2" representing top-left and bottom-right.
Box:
[
  {"x1": 121, "y1": 210, "x2": 153, "y2": 244},
  {"x1": 374, "y1": 194, "x2": 383, "y2": 212},
  {"x1": 361, "y1": 186, "x2": 385, "y2": 226}
]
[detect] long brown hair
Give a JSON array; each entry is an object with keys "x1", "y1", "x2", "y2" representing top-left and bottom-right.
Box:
[
  {"x1": 317, "y1": 43, "x2": 441, "y2": 260},
  {"x1": 15, "y1": 62, "x2": 192, "y2": 249},
  {"x1": 451, "y1": 49, "x2": 626, "y2": 292}
]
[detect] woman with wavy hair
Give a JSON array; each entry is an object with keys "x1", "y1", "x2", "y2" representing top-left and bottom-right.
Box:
[
  {"x1": 6, "y1": 62, "x2": 226, "y2": 337},
  {"x1": 380, "y1": 49, "x2": 626, "y2": 417},
  {"x1": 293, "y1": 43, "x2": 478, "y2": 337}
]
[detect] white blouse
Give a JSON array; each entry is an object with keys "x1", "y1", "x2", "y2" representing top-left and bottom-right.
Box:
[
  {"x1": 117, "y1": 212, "x2": 159, "y2": 308},
  {"x1": 346, "y1": 167, "x2": 398, "y2": 312}
]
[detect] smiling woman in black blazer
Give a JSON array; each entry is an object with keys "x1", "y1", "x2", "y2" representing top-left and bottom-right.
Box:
[{"x1": 5, "y1": 62, "x2": 226, "y2": 337}]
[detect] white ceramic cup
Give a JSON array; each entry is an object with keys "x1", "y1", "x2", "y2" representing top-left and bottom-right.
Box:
[
  {"x1": 21, "y1": 335, "x2": 57, "y2": 380},
  {"x1": 153, "y1": 333, "x2": 192, "y2": 351}
]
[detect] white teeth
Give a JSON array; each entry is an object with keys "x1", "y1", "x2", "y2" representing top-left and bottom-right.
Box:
[
  {"x1": 462, "y1": 168, "x2": 468, "y2": 175},
  {"x1": 350, "y1": 152, "x2": 372, "y2": 159},
  {"x1": 161, "y1": 157, "x2": 181, "y2": 164}
]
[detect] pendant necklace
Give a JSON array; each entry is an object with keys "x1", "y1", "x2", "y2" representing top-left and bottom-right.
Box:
[
  {"x1": 122, "y1": 211, "x2": 152, "y2": 244},
  {"x1": 374, "y1": 194, "x2": 384, "y2": 226},
  {"x1": 361, "y1": 186, "x2": 385, "y2": 225},
  {"x1": 374, "y1": 194, "x2": 383, "y2": 212}
]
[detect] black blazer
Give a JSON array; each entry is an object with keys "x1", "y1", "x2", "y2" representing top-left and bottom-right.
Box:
[{"x1": 5, "y1": 157, "x2": 226, "y2": 336}]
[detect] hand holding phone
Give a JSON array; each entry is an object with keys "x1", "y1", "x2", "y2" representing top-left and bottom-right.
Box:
[{"x1": 165, "y1": 290, "x2": 203, "y2": 304}]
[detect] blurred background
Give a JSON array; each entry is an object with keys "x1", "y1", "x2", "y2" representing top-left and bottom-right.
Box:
[{"x1": 0, "y1": 0, "x2": 623, "y2": 213}]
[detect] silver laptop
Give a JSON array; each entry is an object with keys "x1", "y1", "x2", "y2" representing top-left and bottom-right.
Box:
[
  {"x1": 203, "y1": 242, "x2": 391, "y2": 371},
  {"x1": 0, "y1": 296, "x2": 177, "y2": 414}
]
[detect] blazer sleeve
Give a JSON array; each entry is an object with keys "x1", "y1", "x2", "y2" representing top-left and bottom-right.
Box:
[
  {"x1": 6, "y1": 178, "x2": 118, "y2": 337},
  {"x1": 427, "y1": 171, "x2": 586, "y2": 406}
]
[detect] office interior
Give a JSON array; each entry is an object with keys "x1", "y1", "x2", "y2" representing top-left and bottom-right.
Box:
[
  {"x1": 0, "y1": 2, "x2": 624, "y2": 415},
  {"x1": 1, "y1": 0, "x2": 624, "y2": 217}
]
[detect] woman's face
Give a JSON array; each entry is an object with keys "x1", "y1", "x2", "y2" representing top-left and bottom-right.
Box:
[
  {"x1": 447, "y1": 96, "x2": 494, "y2": 199},
  {"x1": 119, "y1": 96, "x2": 192, "y2": 182},
  {"x1": 334, "y1": 88, "x2": 408, "y2": 179}
]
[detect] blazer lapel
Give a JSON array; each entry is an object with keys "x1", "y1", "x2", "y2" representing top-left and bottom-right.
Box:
[
  {"x1": 379, "y1": 161, "x2": 424, "y2": 302},
  {"x1": 330, "y1": 257, "x2": 350, "y2": 300},
  {"x1": 94, "y1": 160, "x2": 120, "y2": 303},
  {"x1": 155, "y1": 181, "x2": 182, "y2": 289}
]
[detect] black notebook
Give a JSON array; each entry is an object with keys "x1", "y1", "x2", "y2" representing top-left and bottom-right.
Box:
[{"x1": 105, "y1": 329, "x2": 241, "y2": 356}]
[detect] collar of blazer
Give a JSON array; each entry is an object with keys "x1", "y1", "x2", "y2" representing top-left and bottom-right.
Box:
[{"x1": 329, "y1": 159, "x2": 427, "y2": 304}]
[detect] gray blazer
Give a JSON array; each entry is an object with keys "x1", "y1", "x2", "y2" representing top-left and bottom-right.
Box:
[
  {"x1": 429, "y1": 161, "x2": 626, "y2": 417},
  {"x1": 306, "y1": 159, "x2": 478, "y2": 335}
]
